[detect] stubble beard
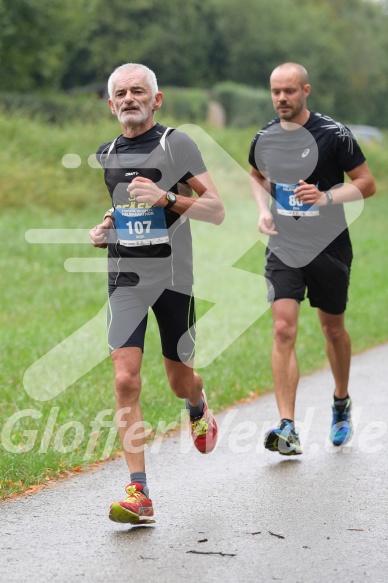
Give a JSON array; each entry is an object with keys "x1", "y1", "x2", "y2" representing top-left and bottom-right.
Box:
[
  {"x1": 278, "y1": 100, "x2": 303, "y2": 122},
  {"x1": 117, "y1": 109, "x2": 148, "y2": 128}
]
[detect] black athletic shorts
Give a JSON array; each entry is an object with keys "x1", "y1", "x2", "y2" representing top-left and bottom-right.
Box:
[
  {"x1": 107, "y1": 285, "x2": 196, "y2": 361},
  {"x1": 264, "y1": 247, "x2": 353, "y2": 315}
]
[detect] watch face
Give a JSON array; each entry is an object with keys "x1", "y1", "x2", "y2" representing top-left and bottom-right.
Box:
[{"x1": 166, "y1": 192, "x2": 176, "y2": 202}]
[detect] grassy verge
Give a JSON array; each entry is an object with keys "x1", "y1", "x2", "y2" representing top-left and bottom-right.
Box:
[{"x1": 0, "y1": 112, "x2": 387, "y2": 498}]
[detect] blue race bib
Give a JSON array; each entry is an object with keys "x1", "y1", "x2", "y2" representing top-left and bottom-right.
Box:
[
  {"x1": 275, "y1": 183, "x2": 319, "y2": 217},
  {"x1": 114, "y1": 206, "x2": 169, "y2": 247}
]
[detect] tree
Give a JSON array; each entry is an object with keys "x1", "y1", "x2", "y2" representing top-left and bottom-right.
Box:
[
  {"x1": 0, "y1": 0, "x2": 97, "y2": 90},
  {"x1": 1, "y1": 0, "x2": 387, "y2": 126}
]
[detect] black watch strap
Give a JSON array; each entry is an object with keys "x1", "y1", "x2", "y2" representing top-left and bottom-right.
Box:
[{"x1": 165, "y1": 191, "x2": 177, "y2": 209}]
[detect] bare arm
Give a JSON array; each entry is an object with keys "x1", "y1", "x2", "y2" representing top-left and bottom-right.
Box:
[
  {"x1": 184, "y1": 171, "x2": 224, "y2": 224},
  {"x1": 249, "y1": 166, "x2": 278, "y2": 235},
  {"x1": 294, "y1": 162, "x2": 376, "y2": 206}
]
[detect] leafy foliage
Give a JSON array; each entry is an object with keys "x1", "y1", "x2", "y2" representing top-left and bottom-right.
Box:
[
  {"x1": 212, "y1": 82, "x2": 274, "y2": 128},
  {"x1": 157, "y1": 87, "x2": 210, "y2": 123},
  {"x1": 0, "y1": 92, "x2": 109, "y2": 124},
  {"x1": 0, "y1": 0, "x2": 387, "y2": 124}
]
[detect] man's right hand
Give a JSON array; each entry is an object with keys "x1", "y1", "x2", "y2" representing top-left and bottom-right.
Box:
[
  {"x1": 258, "y1": 210, "x2": 278, "y2": 235},
  {"x1": 89, "y1": 217, "x2": 113, "y2": 248}
]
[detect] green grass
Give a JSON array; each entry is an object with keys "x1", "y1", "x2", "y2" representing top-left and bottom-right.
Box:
[{"x1": 1, "y1": 111, "x2": 387, "y2": 498}]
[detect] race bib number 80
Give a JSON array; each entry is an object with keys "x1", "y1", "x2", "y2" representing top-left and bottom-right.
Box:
[
  {"x1": 275, "y1": 183, "x2": 319, "y2": 217},
  {"x1": 114, "y1": 206, "x2": 169, "y2": 246}
]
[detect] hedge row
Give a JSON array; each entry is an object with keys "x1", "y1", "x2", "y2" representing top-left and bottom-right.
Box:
[
  {"x1": 0, "y1": 83, "x2": 273, "y2": 128},
  {"x1": 0, "y1": 92, "x2": 109, "y2": 125},
  {"x1": 212, "y1": 82, "x2": 273, "y2": 128}
]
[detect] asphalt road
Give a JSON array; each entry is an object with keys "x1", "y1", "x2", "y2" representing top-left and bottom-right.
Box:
[{"x1": 1, "y1": 344, "x2": 387, "y2": 583}]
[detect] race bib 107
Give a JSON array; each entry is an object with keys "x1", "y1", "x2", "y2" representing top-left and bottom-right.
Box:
[{"x1": 114, "y1": 206, "x2": 169, "y2": 247}]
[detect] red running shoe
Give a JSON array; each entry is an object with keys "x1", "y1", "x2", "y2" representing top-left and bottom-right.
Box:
[
  {"x1": 190, "y1": 390, "x2": 218, "y2": 454},
  {"x1": 109, "y1": 482, "x2": 155, "y2": 524}
]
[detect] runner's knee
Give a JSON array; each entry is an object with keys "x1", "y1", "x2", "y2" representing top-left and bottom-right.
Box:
[
  {"x1": 167, "y1": 369, "x2": 197, "y2": 399},
  {"x1": 114, "y1": 370, "x2": 141, "y2": 401},
  {"x1": 321, "y1": 321, "x2": 346, "y2": 343},
  {"x1": 273, "y1": 318, "x2": 298, "y2": 345}
]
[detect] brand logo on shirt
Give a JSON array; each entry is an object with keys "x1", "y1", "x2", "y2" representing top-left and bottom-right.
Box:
[
  {"x1": 125, "y1": 171, "x2": 139, "y2": 176},
  {"x1": 301, "y1": 149, "x2": 310, "y2": 158}
]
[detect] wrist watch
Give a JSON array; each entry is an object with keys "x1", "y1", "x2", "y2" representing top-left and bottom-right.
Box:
[
  {"x1": 165, "y1": 191, "x2": 177, "y2": 209},
  {"x1": 325, "y1": 190, "x2": 333, "y2": 205},
  {"x1": 103, "y1": 207, "x2": 114, "y2": 220}
]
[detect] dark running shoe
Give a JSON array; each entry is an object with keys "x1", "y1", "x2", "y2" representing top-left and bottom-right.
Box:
[
  {"x1": 264, "y1": 420, "x2": 302, "y2": 456},
  {"x1": 330, "y1": 398, "x2": 353, "y2": 446}
]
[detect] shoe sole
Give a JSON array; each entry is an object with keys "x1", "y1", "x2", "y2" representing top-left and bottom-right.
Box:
[
  {"x1": 194, "y1": 438, "x2": 218, "y2": 455},
  {"x1": 109, "y1": 502, "x2": 156, "y2": 524},
  {"x1": 330, "y1": 425, "x2": 354, "y2": 447},
  {"x1": 264, "y1": 431, "x2": 302, "y2": 456}
]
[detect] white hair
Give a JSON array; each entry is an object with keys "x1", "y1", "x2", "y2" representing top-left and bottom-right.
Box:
[{"x1": 107, "y1": 63, "x2": 158, "y2": 99}]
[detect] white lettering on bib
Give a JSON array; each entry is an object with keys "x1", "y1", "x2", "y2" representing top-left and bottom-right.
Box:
[
  {"x1": 275, "y1": 183, "x2": 319, "y2": 217},
  {"x1": 114, "y1": 206, "x2": 169, "y2": 247}
]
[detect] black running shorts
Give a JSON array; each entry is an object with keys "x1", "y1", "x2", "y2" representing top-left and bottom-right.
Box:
[
  {"x1": 107, "y1": 285, "x2": 196, "y2": 361},
  {"x1": 264, "y1": 247, "x2": 353, "y2": 315}
]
